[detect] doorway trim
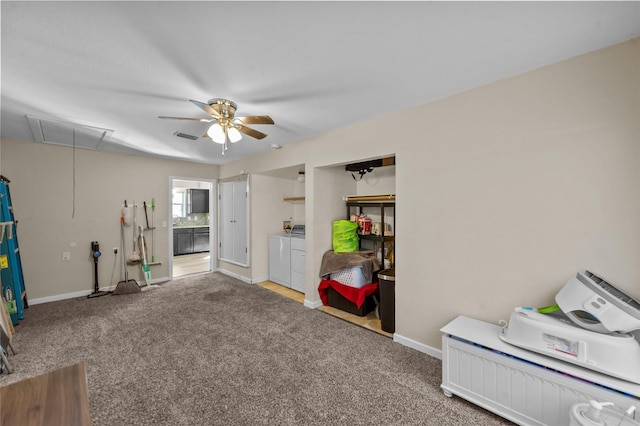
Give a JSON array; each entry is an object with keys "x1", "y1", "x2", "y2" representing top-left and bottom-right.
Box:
[{"x1": 169, "y1": 176, "x2": 217, "y2": 279}]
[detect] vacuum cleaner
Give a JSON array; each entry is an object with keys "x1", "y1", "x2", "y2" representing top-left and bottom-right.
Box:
[{"x1": 88, "y1": 241, "x2": 110, "y2": 298}]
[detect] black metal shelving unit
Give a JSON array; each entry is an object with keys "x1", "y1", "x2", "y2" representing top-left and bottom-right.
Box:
[{"x1": 346, "y1": 200, "x2": 395, "y2": 266}]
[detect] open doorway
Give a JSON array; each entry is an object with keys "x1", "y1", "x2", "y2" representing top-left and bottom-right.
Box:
[{"x1": 169, "y1": 177, "x2": 215, "y2": 278}]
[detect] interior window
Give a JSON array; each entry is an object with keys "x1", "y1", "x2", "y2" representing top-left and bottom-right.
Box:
[{"x1": 172, "y1": 189, "x2": 187, "y2": 217}]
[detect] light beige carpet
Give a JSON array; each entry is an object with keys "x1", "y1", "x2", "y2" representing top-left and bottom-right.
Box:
[{"x1": 1, "y1": 272, "x2": 513, "y2": 425}]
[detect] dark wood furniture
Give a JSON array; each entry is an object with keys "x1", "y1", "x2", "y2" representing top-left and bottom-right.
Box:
[{"x1": 0, "y1": 362, "x2": 92, "y2": 426}]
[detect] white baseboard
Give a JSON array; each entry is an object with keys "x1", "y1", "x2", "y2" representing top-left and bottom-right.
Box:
[
  {"x1": 393, "y1": 333, "x2": 442, "y2": 359},
  {"x1": 217, "y1": 268, "x2": 252, "y2": 284},
  {"x1": 29, "y1": 289, "x2": 93, "y2": 305},
  {"x1": 251, "y1": 275, "x2": 268, "y2": 284},
  {"x1": 148, "y1": 276, "x2": 170, "y2": 285},
  {"x1": 304, "y1": 299, "x2": 323, "y2": 309},
  {"x1": 29, "y1": 277, "x2": 171, "y2": 305}
]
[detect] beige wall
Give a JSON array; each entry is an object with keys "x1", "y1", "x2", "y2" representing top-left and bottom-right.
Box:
[
  {"x1": 0, "y1": 139, "x2": 217, "y2": 301},
  {"x1": 221, "y1": 38, "x2": 640, "y2": 350},
  {"x1": 397, "y1": 37, "x2": 640, "y2": 348},
  {"x1": 1, "y1": 37, "x2": 637, "y2": 352}
]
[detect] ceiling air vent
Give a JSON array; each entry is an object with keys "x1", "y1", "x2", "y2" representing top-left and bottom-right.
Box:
[
  {"x1": 174, "y1": 132, "x2": 199, "y2": 141},
  {"x1": 26, "y1": 115, "x2": 113, "y2": 150}
]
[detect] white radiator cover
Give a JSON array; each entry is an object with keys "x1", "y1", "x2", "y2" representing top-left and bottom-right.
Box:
[{"x1": 441, "y1": 316, "x2": 640, "y2": 426}]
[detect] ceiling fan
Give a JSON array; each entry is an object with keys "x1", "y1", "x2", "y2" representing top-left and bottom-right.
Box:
[{"x1": 159, "y1": 98, "x2": 274, "y2": 155}]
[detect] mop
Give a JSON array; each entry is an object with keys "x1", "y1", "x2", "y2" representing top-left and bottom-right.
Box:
[
  {"x1": 112, "y1": 216, "x2": 140, "y2": 295},
  {"x1": 151, "y1": 198, "x2": 156, "y2": 263},
  {"x1": 137, "y1": 224, "x2": 159, "y2": 292}
]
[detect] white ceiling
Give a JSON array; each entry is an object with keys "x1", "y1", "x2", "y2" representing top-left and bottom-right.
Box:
[{"x1": 2, "y1": 1, "x2": 639, "y2": 165}]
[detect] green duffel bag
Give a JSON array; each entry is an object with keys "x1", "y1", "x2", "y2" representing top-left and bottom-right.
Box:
[{"x1": 332, "y1": 220, "x2": 359, "y2": 253}]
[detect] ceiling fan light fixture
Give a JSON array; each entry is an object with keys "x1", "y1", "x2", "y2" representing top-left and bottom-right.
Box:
[
  {"x1": 161, "y1": 98, "x2": 274, "y2": 154},
  {"x1": 228, "y1": 127, "x2": 242, "y2": 143},
  {"x1": 207, "y1": 123, "x2": 225, "y2": 144}
]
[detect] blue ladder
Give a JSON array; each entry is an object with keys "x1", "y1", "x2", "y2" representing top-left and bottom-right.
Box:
[{"x1": 0, "y1": 176, "x2": 27, "y2": 326}]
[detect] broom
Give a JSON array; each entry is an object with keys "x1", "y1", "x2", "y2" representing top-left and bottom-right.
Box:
[{"x1": 112, "y1": 216, "x2": 141, "y2": 295}]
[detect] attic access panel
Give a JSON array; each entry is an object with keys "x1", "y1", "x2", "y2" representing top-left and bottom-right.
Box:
[{"x1": 26, "y1": 115, "x2": 114, "y2": 150}]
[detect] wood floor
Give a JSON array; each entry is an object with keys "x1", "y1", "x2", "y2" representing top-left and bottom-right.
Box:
[
  {"x1": 173, "y1": 252, "x2": 211, "y2": 277},
  {"x1": 257, "y1": 281, "x2": 392, "y2": 338}
]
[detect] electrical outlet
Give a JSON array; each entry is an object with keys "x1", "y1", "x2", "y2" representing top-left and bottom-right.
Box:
[
  {"x1": 62, "y1": 252, "x2": 71, "y2": 261},
  {"x1": 113, "y1": 247, "x2": 118, "y2": 254}
]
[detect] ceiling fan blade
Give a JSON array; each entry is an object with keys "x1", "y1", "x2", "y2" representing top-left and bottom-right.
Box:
[
  {"x1": 158, "y1": 116, "x2": 213, "y2": 122},
  {"x1": 190, "y1": 99, "x2": 220, "y2": 118},
  {"x1": 235, "y1": 115, "x2": 274, "y2": 125},
  {"x1": 237, "y1": 125, "x2": 268, "y2": 140}
]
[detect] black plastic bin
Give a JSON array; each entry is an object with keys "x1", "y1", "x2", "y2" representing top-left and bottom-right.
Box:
[
  {"x1": 325, "y1": 286, "x2": 376, "y2": 317},
  {"x1": 378, "y1": 268, "x2": 396, "y2": 333}
]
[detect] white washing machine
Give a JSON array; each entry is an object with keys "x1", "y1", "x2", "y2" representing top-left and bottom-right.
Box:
[{"x1": 268, "y1": 225, "x2": 305, "y2": 292}]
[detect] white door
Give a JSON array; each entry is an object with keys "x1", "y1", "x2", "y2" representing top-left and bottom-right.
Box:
[
  {"x1": 219, "y1": 182, "x2": 234, "y2": 262},
  {"x1": 232, "y1": 180, "x2": 247, "y2": 264},
  {"x1": 218, "y1": 179, "x2": 249, "y2": 266}
]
